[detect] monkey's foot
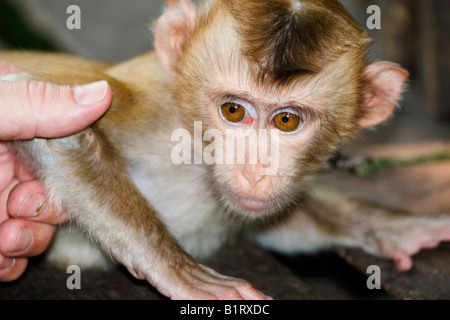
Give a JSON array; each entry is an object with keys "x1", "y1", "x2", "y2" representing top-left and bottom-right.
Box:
[{"x1": 373, "y1": 214, "x2": 450, "y2": 271}]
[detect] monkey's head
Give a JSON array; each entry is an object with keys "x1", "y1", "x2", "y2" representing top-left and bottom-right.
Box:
[{"x1": 156, "y1": 0, "x2": 408, "y2": 218}]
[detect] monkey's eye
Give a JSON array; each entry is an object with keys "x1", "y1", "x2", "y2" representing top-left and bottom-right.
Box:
[
  {"x1": 220, "y1": 102, "x2": 249, "y2": 123},
  {"x1": 271, "y1": 110, "x2": 301, "y2": 132}
]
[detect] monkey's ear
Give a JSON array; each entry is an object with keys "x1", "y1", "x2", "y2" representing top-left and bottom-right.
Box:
[
  {"x1": 155, "y1": 0, "x2": 197, "y2": 74},
  {"x1": 358, "y1": 62, "x2": 409, "y2": 128}
]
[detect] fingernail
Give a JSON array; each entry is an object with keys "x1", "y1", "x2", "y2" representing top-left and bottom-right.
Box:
[
  {"x1": 73, "y1": 80, "x2": 108, "y2": 105},
  {"x1": 8, "y1": 228, "x2": 34, "y2": 254},
  {"x1": 17, "y1": 193, "x2": 48, "y2": 218},
  {"x1": 0, "y1": 256, "x2": 15, "y2": 270}
]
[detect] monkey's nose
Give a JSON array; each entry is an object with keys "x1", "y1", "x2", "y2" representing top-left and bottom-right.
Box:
[{"x1": 241, "y1": 165, "x2": 265, "y2": 187}]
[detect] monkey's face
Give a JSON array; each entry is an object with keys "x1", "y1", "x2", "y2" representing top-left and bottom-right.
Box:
[
  {"x1": 198, "y1": 62, "x2": 364, "y2": 217},
  {"x1": 164, "y1": 0, "x2": 387, "y2": 218},
  {"x1": 174, "y1": 29, "x2": 366, "y2": 217},
  {"x1": 197, "y1": 76, "x2": 319, "y2": 216}
]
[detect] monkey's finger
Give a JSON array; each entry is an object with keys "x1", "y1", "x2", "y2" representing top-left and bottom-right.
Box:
[
  {"x1": 379, "y1": 241, "x2": 413, "y2": 272},
  {"x1": 0, "y1": 79, "x2": 112, "y2": 140},
  {"x1": 7, "y1": 180, "x2": 69, "y2": 225},
  {"x1": 391, "y1": 250, "x2": 413, "y2": 272},
  {"x1": 0, "y1": 255, "x2": 28, "y2": 282},
  {"x1": 0, "y1": 218, "x2": 55, "y2": 258}
]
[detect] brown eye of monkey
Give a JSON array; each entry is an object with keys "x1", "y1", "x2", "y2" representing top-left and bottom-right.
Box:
[
  {"x1": 272, "y1": 112, "x2": 301, "y2": 132},
  {"x1": 220, "y1": 103, "x2": 246, "y2": 123}
]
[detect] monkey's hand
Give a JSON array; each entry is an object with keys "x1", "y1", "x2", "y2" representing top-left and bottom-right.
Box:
[
  {"x1": 129, "y1": 260, "x2": 271, "y2": 300},
  {"x1": 359, "y1": 213, "x2": 450, "y2": 272}
]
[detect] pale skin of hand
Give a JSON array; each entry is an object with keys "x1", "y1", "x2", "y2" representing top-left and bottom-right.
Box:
[{"x1": 0, "y1": 61, "x2": 112, "y2": 281}]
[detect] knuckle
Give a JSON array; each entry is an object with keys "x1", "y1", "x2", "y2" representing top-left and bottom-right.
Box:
[
  {"x1": 7, "y1": 181, "x2": 43, "y2": 218},
  {"x1": 235, "y1": 281, "x2": 261, "y2": 298},
  {"x1": 221, "y1": 286, "x2": 242, "y2": 300},
  {"x1": 202, "y1": 292, "x2": 220, "y2": 300},
  {"x1": 25, "y1": 81, "x2": 53, "y2": 115},
  {"x1": 0, "y1": 257, "x2": 27, "y2": 282},
  {"x1": 235, "y1": 280, "x2": 254, "y2": 292},
  {"x1": 0, "y1": 220, "x2": 22, "y2": 253}
]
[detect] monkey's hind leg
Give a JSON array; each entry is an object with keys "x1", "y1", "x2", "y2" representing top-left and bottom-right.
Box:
[{"x1": 248, "y1": 183, "x2": 450, "y2": 272}]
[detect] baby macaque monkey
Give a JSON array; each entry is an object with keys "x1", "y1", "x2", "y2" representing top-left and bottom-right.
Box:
[{"x1": 2, "y1": 0, "x2": 450, "y2": 299}]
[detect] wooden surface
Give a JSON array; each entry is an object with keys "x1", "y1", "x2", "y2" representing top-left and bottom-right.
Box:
[{"x1": 0, "y1": 238, "x2": 324, "y2": 300}]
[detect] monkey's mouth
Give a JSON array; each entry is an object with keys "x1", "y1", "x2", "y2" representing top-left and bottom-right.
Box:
[{"x1": 230, "y1": 196, "x2": 276, "y2": 213}]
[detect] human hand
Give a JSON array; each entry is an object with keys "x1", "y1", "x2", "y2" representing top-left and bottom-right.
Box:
[{"x1": 0, "y1": 61, "x2": 112, "y2": 281}]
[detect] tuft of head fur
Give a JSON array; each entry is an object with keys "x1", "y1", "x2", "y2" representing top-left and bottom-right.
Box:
[{"x1": 224, "y1": 0, "x2": 370, "y2": 85}]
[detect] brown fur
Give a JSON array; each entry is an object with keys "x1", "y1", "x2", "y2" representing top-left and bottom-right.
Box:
[{"x1": 225, "y1": 0, "x2": 369, "y2": 84}]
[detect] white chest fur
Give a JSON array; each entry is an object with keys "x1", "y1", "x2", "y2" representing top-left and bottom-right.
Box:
[{"x1": 127, "y1": 160, "x2": 233, "y2": 258}]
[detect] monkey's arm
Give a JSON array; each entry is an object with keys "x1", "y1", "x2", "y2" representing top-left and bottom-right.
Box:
[
  {"x1": 249, "y1": 183, "x2": 450, "y2": 271},
  {"x1": 13, "y1": 111, "x2": 266, "y2": 300}
]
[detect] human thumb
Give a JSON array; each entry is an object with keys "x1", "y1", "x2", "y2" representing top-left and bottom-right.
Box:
[{"x1": 0, "y1": 79, "x2": 112, "y2": 140}]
